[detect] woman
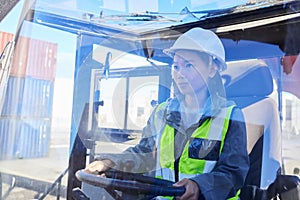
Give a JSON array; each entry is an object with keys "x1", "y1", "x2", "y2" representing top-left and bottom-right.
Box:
[{"x1": 85, "y1": 27, "x2": 249, "y2": 200}]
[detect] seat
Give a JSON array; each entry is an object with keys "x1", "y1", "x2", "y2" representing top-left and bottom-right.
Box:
[
  {"x1": 223, "y1": 59, "x2": 300, "y2": 200},
  {"x1": 221, "y1": 59, "x2": 281, "y2": 190}
]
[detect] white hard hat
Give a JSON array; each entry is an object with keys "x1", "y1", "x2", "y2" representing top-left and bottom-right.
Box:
[{"x1": 164, "y1": 27, "x2": 227, "y2": 71}]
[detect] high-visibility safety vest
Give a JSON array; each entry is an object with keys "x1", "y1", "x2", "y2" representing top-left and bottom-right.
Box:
[{"x1": 155, "y1": 103, "x2": 239, "y2": 199}]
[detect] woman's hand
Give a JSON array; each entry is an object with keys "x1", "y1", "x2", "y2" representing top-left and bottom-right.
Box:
[
  {"x1": 84, "y1": 159, "x2": 115, "y2": 174},
  {"x1": 173, "y1": 178, "x2": 200, "y2": 200}
]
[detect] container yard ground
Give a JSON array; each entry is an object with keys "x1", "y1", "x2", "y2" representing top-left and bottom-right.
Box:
[
  {"x1": 0, "y1": 131, "x2": 70, "y2": 200},
  {"x1": 0, "y1": 131, "x2": 140, "y2": 199}
]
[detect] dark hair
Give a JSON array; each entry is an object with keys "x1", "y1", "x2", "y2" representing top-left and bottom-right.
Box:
[
  {"x1": 207, "y1": 71, "x2": 227, "y2": 115},
  {"x1": 195, "y1": 51, "x2": 223, "y2": 70},
  {"x1": 195, "y1": 51, "x2": 212, "y2": 67}
]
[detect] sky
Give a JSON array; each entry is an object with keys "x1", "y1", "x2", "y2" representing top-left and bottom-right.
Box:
[{"x1": 0, "y1": 0, "x2": 23, "y2": 33}]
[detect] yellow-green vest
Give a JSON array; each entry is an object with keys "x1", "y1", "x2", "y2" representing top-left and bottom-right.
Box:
[{"x1": 155, "y1": 104, "x2": 239, "y2": 199}]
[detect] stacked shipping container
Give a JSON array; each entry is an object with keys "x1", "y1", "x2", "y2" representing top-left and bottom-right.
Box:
[{"x1": 0, "y1": 32, "x2": 57, "y2": 159}]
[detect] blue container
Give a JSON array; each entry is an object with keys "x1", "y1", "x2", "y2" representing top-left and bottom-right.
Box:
[
  {"x1": 0, "y1": 118, "x2": 19, "y2": 159},
  {"x1": 20, "y1": 77, "x2": 54, "y2": 118},
  {"x1": 0, "y1": 117, "x2": 51, "y2": 159},
  {"x1": 1, "y1": 77, "x2": 23, "y2": 116},
  {"x1": 1, "y1": 76, "x2": 54, "y2": 118}
]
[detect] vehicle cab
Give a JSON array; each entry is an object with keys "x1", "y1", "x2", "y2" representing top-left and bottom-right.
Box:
[{"x1": 0, "y1": 0, "x2": 300, "y2": 199}]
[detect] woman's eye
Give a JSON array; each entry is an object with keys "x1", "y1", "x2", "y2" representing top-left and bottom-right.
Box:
[
  {"x1": 172, "y1": 65, "x2": 179, "y2": 71},
  {"x1": 185, "y1": 63, "x2": 193, "y2": 68}
]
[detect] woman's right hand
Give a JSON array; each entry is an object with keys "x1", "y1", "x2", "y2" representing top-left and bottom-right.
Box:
[{"x1": 84, "y1": 159, "x2": 115, "y2": 174}]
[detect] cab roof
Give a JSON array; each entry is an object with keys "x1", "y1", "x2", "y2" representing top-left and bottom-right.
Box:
[{"x1": 24, "y1": 0, "x2": 300, "y2": 59}]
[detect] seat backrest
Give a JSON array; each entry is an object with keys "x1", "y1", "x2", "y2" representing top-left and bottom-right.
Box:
[{"x1": 221, "y1": 59, "x2": 281, "y2": 188}]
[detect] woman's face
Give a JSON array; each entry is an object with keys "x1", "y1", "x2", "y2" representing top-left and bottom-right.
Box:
[{"x1": 172, "y1": 50, "x2": 213, "y2": 96}]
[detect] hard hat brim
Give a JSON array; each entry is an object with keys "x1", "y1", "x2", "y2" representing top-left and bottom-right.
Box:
[
  {"x1": 163, "y1": 48, "x2": 227, "y2": 71},
  {"x1": 163, "y1": 27, "x2": 227, "y2": 71}
]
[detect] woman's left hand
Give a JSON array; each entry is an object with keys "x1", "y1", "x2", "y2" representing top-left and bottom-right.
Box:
[{"x1": 173, "y1": 178, "x2": 200, "y2": 200}]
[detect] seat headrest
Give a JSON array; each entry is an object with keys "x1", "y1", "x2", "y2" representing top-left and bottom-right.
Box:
[
  {"x1": 221, "y1": 59, "x2": 273, "y2": 98},
  {"x1": 221, "y1": 60, "x2": 274, "y2": 108}
]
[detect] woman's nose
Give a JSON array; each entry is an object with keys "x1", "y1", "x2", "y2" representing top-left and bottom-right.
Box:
[
  {"x1": 173, "y1": 70, "x2": 187, "y2": 81},
  {"x1": 177, "y1": 66, "x2": 189, "y2": 77}
]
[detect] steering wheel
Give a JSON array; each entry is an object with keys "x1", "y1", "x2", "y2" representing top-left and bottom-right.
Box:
[{"x1": 76, "y1": 169, "x2": 186, "y2": 199}]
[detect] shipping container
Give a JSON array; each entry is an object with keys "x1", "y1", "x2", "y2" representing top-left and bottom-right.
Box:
[
  {"x1": 20, "y1": 77, "x2": 54, "y2": 117},
  {"x1": 0, "y1": 31, "x2": 13, "y2": 53},
  {"x1": 1, "y1": 32, "x2": 57, "y2": 80},
  {"x1": 0, "y1": 117, "x2": 51, "y2": 159},
  {"x1": 26, "y1": 38, "x2": 57, "y2": 80},
  {"x1": 0, "y1": 76, "x2": 23, "y2": 116},
  {"x1": 9, "y1": 36, "x2": 30, "y2": 77},
  {"x1": 1, "y1": 76, "x2": 54, "y2": 118},
  {"x1": 0, "y1": 117, "x2": 18, "y2": 159}
]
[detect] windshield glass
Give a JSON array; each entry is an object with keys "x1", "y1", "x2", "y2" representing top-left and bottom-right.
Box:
[{"x1": 0, "y1": 0, "x2": 300, "y2": 199}]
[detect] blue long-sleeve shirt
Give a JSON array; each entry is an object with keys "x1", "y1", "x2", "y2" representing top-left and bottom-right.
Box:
[
  {"x1": 96, "y1": 97, "x2": 249, "y2": 199},
  {"x1": 190, "y1": 106, "x2": 249, "y2": 199}
]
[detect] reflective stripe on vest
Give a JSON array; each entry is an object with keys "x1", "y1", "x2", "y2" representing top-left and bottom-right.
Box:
[{"x1": 157, "y1": 105, "x2": 235, "y2": 181}]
